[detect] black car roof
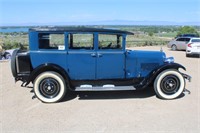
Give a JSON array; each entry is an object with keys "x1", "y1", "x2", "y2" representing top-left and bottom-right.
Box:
[{"x1": 29, "y1": 27, "x2": 134, "y2": 35}]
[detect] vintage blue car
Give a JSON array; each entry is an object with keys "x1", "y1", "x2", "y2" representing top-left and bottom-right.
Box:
[{"x1": 11, "y1": 27, "x2": 191, "y2": 103}]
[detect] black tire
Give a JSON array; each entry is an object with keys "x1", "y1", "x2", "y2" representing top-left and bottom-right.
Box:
[
  {"x1": 11, "y1": 49, "x2": 20, "y2": 77},
  {"x1": 34, "y1": 71, "x2": 66, "y2": 103},
  {"x1": 154, "y1": 69, "x2": 185, "y2": 100},
  {"x1": 171, "y1": 45, "x2": 177, "y2": 51},
  {"x1": 186, "y1": 54, "x2": 190, "y2": 57}
]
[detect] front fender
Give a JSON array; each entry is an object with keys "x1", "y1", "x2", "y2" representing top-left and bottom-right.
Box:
[{"x1": 135, "y1": 63, "x2": 186, "y2": 89}]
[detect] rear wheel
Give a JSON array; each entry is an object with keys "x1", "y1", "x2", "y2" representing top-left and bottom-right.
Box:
[
  {"x1": 34, "y1": 71, "x2": 66, "y2": 103},
  {"x1": 171, "y1": 45, "x2": 177, "y2": 51},
  {"x1": 154, "y1": 69, "x2": 185, "y2": 99}
]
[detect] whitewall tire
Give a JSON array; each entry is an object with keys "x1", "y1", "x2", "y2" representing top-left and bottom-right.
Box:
[
  {"x1": 154, "y1": 69, "x2": 185, "y2": 99},
  {"x1": 34, "y1": 71, "x2": 66, "y2": 103}
]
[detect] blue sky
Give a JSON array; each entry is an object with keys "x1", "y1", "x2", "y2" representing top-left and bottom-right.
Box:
[{"x1": 0, "y1": 0, "x2": 200, "y2": 25}]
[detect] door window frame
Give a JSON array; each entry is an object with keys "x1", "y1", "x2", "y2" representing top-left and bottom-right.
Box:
[
  {"x1": 66, "y1": 32, "x2": 97, "y2": 51},
  {"x1": 37, "y1": 32, "x2": 66, "y2": 51}
]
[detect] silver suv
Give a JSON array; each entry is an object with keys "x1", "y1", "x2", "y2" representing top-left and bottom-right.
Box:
[{"x1": 168, "y1": 37, "x2": 191, "y2": 51}]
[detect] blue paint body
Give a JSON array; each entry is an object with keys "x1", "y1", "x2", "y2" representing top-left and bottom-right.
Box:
[{"x1": 29, "y1": 30, "x2": 166, "y2": 81}]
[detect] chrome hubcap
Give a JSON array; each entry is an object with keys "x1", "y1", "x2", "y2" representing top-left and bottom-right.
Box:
[
  {"x1": 160, "y1": 75, "x2": 180, "y2": 95},
  {"x1": 39, "y1": 78, "x2": 60, "y2": 99}
]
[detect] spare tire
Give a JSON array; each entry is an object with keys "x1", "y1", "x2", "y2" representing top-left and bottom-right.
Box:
[{"x1": 11, "y1": 49, "x2": 20, "y2": 77}]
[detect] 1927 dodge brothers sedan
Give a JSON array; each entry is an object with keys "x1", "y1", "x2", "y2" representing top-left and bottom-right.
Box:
[{"x1": 11, "y1": 27, "x2": 191, "y2": 103}]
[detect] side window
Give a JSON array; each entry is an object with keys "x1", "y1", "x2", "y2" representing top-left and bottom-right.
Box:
[
  {"x1": 176, "y1": 38, "x2": 184, "y2": 41},
  {"x1": 38, "y1": 33, "x2": 64, "y2": 49},
  {"x1": 98, "y1": 34, "x2": 122, "y2": 49},
  {"x1": 68, "y1": 33, "x2": 94, "y2": 49},
  {"x1": 185, "y1": 38, "x2": 190, "y2": 42}
]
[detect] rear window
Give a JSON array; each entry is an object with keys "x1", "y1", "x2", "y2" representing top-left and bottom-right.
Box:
[
  {"x1": 176, "y1": 38, "x2": 185, "y2": 41},
  {"x1": 38, "y1": 33, "x2": 65, "y2": 49},
  {"x1": 192, "y1": 39, "x2": 200, "y2": 43},
  {"x1": 176, "y1": 38, "x2": 190, "y2": 42}
]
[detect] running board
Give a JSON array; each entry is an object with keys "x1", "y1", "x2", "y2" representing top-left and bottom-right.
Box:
[{"x1": 75, "y1": 85, "x2": 136, "y2": 91}]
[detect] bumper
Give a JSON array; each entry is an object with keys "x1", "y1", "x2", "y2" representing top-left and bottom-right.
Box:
[
  {"x1": 181, "y1": 73, "x2": 192, "y2": 82},
  {"x1": 186, "y1": 48, "x2": 200, "y2": 55}
]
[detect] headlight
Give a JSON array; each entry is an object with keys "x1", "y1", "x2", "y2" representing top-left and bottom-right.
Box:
[{"x1": 164, "y1": 57, "x2": 174, "y2": 63}]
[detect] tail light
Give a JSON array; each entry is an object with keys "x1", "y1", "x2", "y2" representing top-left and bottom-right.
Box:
[{"x1": 187, "y1": 43, "x2": 192, "y2": 48}]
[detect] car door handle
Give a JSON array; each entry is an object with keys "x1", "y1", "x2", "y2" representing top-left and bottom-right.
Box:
[
  {"x1": 97, "y1": 53, "x2": 102, "y2": 57},
  {"x1": 91, "y1": 53, "x2": 96, "y2": 57}
]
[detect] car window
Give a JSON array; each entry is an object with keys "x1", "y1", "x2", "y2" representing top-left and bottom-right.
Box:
[
  {"x1": 184, "y1": 38, "x2": 190, "y2": 42},
  {"x1": 68, "y1": 33, "x2": 94, "y2": 49},
  {"x1": 176, "y1": 38, "x2": 190, "y2": 42},
  {"x1": 98, "y1": 34, "x2": 122, "y2": 49},
  {"x1": 192, "y1": 39, "x2": 200, "y2": 42},
  {"x1": 176, "y1": 38, "x2": 185, "y2": 41},
  {"x1": 38, "y1": 33, "x2": 64, "y2": 49}
]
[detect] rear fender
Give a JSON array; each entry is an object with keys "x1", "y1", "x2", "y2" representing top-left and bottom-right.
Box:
[{"x1": 26, "y1": 63, "x2": 70, "y2": 87}]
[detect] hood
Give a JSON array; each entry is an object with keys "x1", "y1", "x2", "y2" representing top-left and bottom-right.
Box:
[
  {"x1": 127, "y1": 49, "x2": 166, "y2": 61},
  {"x1": 125, "y1": 50, "x2": 166, "y2": 77}
]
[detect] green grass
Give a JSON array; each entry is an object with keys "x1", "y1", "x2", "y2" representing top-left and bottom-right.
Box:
[
  {"x1": 157, "y1": 32, "x2": 177, "y2": 38},
  {"x1": 0, "y1": 33, "x2": 29, "y2": 49}
]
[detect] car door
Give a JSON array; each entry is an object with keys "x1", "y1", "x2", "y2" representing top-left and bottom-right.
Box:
[
  {"x1": 176, "y1": 38, "x2": 185, "y2": 50},
  {"x1": 67, "y1": 33, "x2": 96, "y2": 80},
  {"x1": 96, "y1": 34, "x2": 125, "y2": 79}
]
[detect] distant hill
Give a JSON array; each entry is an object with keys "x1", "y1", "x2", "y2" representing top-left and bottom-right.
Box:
[{"x1": 1, "y1": 20, "x2": 200, "y2": 26}]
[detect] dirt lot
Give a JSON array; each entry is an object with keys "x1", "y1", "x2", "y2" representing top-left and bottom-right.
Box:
[{"x1": 1, "y1": 46, "x2": 199, "y2": 132}]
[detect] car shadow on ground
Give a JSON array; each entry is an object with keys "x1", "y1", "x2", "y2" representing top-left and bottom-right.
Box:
[
  {"x1": 61, "y1": 87, "x2": 156, "y2": 102},
  {"x1": 61, "y1": 87, "x2": 189, "y2": 102}
]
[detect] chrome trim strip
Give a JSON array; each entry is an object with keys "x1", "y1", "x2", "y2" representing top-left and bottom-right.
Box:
[{"x1": 16, "y1": 56, "x2": 20, "y2": 73}]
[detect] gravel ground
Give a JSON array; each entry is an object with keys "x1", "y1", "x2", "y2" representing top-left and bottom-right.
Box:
[{"x1": 0, "y1": 46, "x2": 199, "y2": 133}]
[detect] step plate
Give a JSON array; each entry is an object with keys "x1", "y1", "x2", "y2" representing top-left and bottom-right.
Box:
[{"x1": 75, "y1": 86, "x2": 136, "y2": 91}]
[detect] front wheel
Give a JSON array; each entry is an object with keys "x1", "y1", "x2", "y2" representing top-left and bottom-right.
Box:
[
  {"x1": 154, "y1": 69, "x2": 185, "y2": 100},
  {"x1": 34, "y1": 71, "x2": 66, "y2": 103}
]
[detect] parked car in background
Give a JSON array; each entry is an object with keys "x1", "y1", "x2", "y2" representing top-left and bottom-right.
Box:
[
  {"x1": 176, "y1": 34, "x2": 199, "y2": 38},
  {"x1": 0, "y1": 51, "x2": 11, "y2": 60},
  {"x1": 168, "y1": 37, "x2": 191, "y2": 51},
  {"x1": 0, "y1": 45, "x2": 12, "y2": 60},
  {"x1": 186, "y1": 38, "x2": 200, "y2": 57},
  {"x1": 11, "y1": 27, "x2": 191, "y2": 103}
]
